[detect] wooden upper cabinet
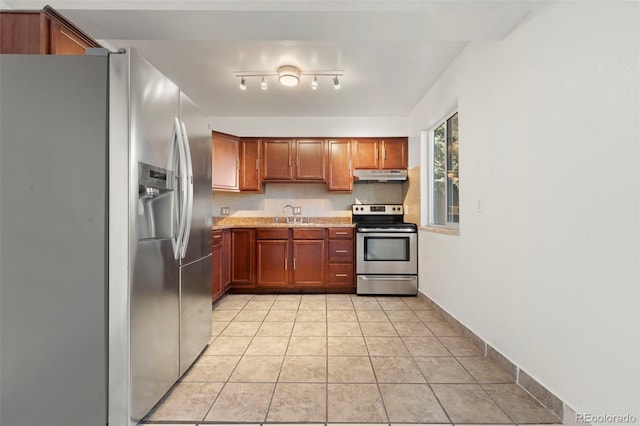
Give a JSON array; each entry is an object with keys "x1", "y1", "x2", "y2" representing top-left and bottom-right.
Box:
[
  {"x1": 380, "y1": 138, "x2": 408, "y2": 169},
  {"x1": 239, "y1": 138, "x2": 262, "y2": 191},
  {"x1": 1, "y1": 6, "x2": 101, "y2": 55},
  {"x1": 295, "y1": 139, "x2": 325, "y2": 180},
  {"x1": 262, "y1": 139, "x2": 294, "y2": 181},
  {"x1": 212, "y1": 131, "x2": 239, "y2": 191},
  {"x1": 353, "y1": 138, "x2": 380, "y2": 169},
  {"x1": 327, "y1": 139, "x2": 353, "y2": 191},
  {"x1": 353, "y1": 137, "x2": 408, "y2": 170},
  {"x1": 263, "y1": 138, "x2": 327, "y2": 182}
]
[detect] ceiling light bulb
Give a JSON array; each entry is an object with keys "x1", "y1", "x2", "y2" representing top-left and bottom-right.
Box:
[
  {"x1": 333, "y1": 75, "x2": 340, "y2": 90},
  {"x1": 278, "y1": 65, "x2": 300, "y2": 87},
  {"x1": 261, "y1": 76, "x2": 267, "y2": 90},
  {"x1": 311, "y1": 75, "x2": 318, "y2": 90},
  {"x1": 239, "y1": 77, "x2": 246, "y2": 91}
]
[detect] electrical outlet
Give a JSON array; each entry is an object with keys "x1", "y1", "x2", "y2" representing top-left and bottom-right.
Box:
[
  {"x1": 293, "y1": 206, "x2": 301, "y2": 215},
  {"x1": 220, "y1": 207, "x2": 230, "y2": 215}
]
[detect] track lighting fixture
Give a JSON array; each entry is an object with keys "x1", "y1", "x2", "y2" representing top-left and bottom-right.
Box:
[{"x1": 235, "y1": 65, "x2": 343, "y2": 91}]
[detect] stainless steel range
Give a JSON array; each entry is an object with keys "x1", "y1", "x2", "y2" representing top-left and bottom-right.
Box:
[{"x1": 352, "y1": 204, "x2": 418, "y2": 295}]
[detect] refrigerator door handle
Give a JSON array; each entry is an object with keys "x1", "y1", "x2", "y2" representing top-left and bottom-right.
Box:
[
  {"x1": 171, "y1": 116, "x2": 189, "y2": 260},
  {"x1": 179, "y1": 121, "x2": 194, "y2": 259}
]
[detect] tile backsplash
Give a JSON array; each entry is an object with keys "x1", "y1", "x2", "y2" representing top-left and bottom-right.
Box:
[{"x1": 213, "y1": 182, "x2": 403, "y2": 217}]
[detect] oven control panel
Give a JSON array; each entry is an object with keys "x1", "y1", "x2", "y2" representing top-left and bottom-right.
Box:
[{"x1": 352, "y1": 204, "x2": 404, "y2": 215}]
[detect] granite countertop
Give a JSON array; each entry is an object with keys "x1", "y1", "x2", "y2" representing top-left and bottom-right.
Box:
[{"x1": 212, "y1": 216, "x2": 354, "y2": 230}]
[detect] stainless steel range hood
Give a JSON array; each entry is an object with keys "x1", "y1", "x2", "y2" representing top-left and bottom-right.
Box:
[{"x1": 353, "y1": 169, "x2": 408, "y2": 182}]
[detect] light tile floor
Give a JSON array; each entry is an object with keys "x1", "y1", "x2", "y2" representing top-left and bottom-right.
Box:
[{"x1": 143, "y1": 294, "x2": 561, "y2": 425}]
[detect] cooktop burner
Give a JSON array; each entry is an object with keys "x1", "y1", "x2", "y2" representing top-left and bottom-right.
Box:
[{"x1": 351, "y1": 204, "x2": 416, "y2": 232}]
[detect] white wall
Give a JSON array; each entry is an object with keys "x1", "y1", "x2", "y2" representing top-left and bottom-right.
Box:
[
  {"x1": 410, "y1": 1, "x2": 639, "y2": 420},
  {"x1": 209, "y1": 116, "x2": 409, "y2": 137},
  {"x1": 0, "y1": 1, "x2": 11, "y2": 9}
]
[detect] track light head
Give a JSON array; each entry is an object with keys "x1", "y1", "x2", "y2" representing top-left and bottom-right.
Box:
[
  {"x1": 311, "y1": 75, "x2": 318, "y2": 90},
  {"x1": 333, "y1": 75, "x2": 340, "y2": 90},
  {"x1": 239, "y1": 77, "x2": 246, "y2": 90},
  {"x1": 261, "y1": 76, "x2": 268, "y2": 90}
]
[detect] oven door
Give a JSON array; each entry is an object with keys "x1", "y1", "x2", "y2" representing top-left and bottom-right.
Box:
[{"x1": 356, "y1": 232, "x2": 417, "y2": 275}]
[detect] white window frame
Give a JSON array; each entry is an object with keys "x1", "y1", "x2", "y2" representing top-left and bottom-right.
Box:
[{"x1": 421, "y1": 108, "x2": 459, "y2": 232}]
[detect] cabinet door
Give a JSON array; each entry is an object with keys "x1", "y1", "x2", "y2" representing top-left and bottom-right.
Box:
[
  {"x1": 292, "y1": 240, "x2": 325, "y2": 287},
  {"x1": 212, "y1": 132, "x2": 239, "y2": 191},
  {"x1": 239, "y1": 138, "x2": 261, "y2": 191},
  {"x1": 328, "y1": 239, "x2": 353, "y2": 263},
  {"x1": 326, "y1": 264, "x2": 354, "y2": 287},
  {"x1": 49, "y1": 19, "x2": 92, "y2": 55},
  {"x1": 380, "y1": 138, "x2": 408, "y2": 169},
  {"x1": 256, "y1": 240, "x2": 289, "y2": 287},
  {"x1": 230, "y1": 229, "x2": 255, "y2": 288},
  {"x1": 327, "y1": 139, "x2": 353, "y2": 191},
  {"x1": 211, "y1": 242, "x2": 224, "y2": 302},
  {"x1": 0, "y1": 12, "x2": 43, "y2": 54},
  {"x1": 221, "y1": 229, "x2": 231, "y2": 290},
  {"x1": 295, "y1": 139, "x2": 325, "y2": 180},
  {"x1": 353, "y1": 138, "x2": 380, "y2": 169},
  {"x1": 262, "y1": 139, "x2": 293, "y2": 180}
]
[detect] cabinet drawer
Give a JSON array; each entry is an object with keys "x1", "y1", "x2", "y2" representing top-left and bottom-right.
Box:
[
  {"x1": 328, "y1": 228, "x2": 354, "y2": 239},
  {"x1": 328, "y1": 240, "x2": 354, "y2": 263},
  {"x1": 212, "y1": 230, "x2": 223, "y2": 246},
  {"x1": 256, "y1": 228, "x2": 289, "y2": 240},
  {"x1": 293, "y1": 228, "x2": 324, "y2": 240},
  {"x1": 327, "y1": 264, "x2": 354, "y2": 286}
]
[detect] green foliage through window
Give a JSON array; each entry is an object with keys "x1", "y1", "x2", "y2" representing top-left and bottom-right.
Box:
[{"x1": 431, "y1": 111, "x2": 459, "y2": 227}]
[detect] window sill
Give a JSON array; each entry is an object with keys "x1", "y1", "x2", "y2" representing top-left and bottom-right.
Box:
[{"x1": 420, "y1": 226, "x2": 460, "y2": 236}]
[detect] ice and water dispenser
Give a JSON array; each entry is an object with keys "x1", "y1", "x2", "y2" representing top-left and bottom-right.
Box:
[{"x1": 137, "y1": 162, "x2": 175, "y2": 240}]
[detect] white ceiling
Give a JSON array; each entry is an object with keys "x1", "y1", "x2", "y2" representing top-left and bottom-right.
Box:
[{"x1": 5, "y1": 1, "x2": 535, "y2": 117}]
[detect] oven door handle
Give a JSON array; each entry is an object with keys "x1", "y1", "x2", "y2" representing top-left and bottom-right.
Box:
[{"x1": 358, "y1": 276, "x2": 417, "y2": 281}]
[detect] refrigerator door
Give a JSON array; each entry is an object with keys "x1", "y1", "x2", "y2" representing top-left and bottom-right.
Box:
[
  {"x1": 179, "y1": 255, "x2": 214, "y2": 375},
  {"x1": 179, "y1": 92, "x2": 213, "y2": 264},
  {"x1": 127, "y1": 50, "x2": 182, "y2": 422},
  {"x1": 1, "y1": 55, "x2": 108, "y2": 426}
]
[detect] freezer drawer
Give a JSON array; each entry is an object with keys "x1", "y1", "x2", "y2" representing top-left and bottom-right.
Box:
[
  {"x1": 180, "y1": 255, "x2": 213, "y2": 375},
  {"x1": 356, "y1": 275, "x2": 418, "y2": 296}
]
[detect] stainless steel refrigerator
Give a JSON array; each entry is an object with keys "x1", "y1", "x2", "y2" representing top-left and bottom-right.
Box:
[{"x1": 0, "y1": 49, "x2": 212, "y2": 426}]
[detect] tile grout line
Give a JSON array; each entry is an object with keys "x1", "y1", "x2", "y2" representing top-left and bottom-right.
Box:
[
  {"x1": 201, "y1": 294, "x2": 254, "y2": 423},
  {"x1": 262, "y1": 295, "x2": 300, "y2": 423}
]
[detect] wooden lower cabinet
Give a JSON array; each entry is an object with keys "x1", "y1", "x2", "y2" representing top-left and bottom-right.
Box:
[
  {"x1": 211, "y1": 230, "x2": 224, "y2": 303},
  {"x1": 230, "y1": 229, "x2": 255, "y2": 288},
  {"x1": 256, "y1": 240, "x2": 289, "y2": 287},
  {"x1": 227, "y1": 226, "x2": 353, "y2": 293},
  {"x1": 221, "y1": 229, "x2": 231, "y2": 291},
  {"x1": 325, "y1": 227, "x2": 355, "y2": 289},
  {"x1": 292, "y1": 240, "x2": 325, "y2": 287}
]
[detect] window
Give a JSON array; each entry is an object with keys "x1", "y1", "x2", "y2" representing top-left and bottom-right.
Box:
[{"x1": 427, "y1": 111, "x2": 459, "y2": 229}]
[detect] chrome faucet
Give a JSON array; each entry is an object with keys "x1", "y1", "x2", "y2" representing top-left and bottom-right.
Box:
[{"x1": 283, "y1": 204, "x2": 295, "y2": 224}]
